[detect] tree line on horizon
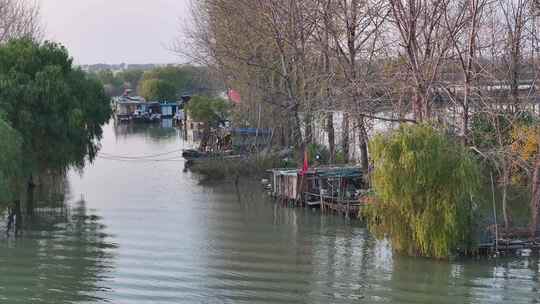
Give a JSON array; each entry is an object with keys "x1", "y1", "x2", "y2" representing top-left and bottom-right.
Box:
[{"x1": 91, "y1": 65, "x2": 225, "y2": 101}]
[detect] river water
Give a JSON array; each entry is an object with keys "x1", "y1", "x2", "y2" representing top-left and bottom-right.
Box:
[{"x1": 0, "y1": 122, "x2": 539, "y2": 304}]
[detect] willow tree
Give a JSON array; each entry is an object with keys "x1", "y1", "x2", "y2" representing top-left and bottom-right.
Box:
[
  {"x1": 0, "y1": 39, "x2": 111, "y2": 172},
  {"x1": 0, "y1": 39, "x2": 111, "y2": 215},
  {"x1": 0, "y1": 118, "x2": 21, "y2": 205},
  {"x1": 365, "y1": 124, "x2": 480, "y2": 258}
]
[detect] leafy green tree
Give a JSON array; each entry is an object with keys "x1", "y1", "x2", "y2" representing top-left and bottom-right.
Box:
[
  {"x1": 140, "y1": 65, "x2": 222, "y2": 97},
  {"x1": 119, "y1": 69, "x2": 144, "y2": 89},
  {"x1": 185, "y1": 96, "x2": 230, "y2": 125},
  {"x1": 95, "y1": 69, "x2": 116, "y2": 85},
  {"x1": 185, "y1": 96, "x2": 231, "y2": 150},
  {"x1": 66, "y1": 69, "x2": 113, "y2": 164},
  {"x1": 0, "y1": 118, "x2": 22, "y2": 204},
  {"x1": 139, "y1": 79, "x2": 177, "y2": 101},
  {"x1": 365, "y1": 124, "x2": 481, "y2": 258},
  {"x1": 93, "y1": 69, "x2": 125, "y2": 96},
  {"x1": 141, "y1": 66, "x2": 193, "y2": 93},
  {"x1": 0, "y1": 38, "x2": 111, "y2": 184}
]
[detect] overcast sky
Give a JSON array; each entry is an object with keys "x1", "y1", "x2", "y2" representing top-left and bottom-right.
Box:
[{"x1": 38, "y1": 0, "x2": 191, "y2": 65}]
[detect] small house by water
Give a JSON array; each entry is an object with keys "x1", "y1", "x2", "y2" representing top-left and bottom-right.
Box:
[
  {"x1": 115, "y1": 101, "x2": 141, "y2": 121},
  {"x1": 160, "y1": 102, "x2": 179, "y2": 118},
  {"x1": 270, "y1": 166, "x2": 368, "y2": 218}
]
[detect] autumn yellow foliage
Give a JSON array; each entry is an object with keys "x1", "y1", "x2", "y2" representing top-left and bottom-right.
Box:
[
  {"x1": 512, "y1": 125, "x2": 540, "y2": 162},
  {"x1": 511, "y1": 125, "x2": 540, "y2": 184}
]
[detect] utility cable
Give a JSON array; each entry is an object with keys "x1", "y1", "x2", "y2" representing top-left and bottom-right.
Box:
[
  {"x1": 97, "y1": 148, "x2": 184, "y2": 160},
  {"x1": 97, "y1": 155, "x2": 185, "y2": 162}
]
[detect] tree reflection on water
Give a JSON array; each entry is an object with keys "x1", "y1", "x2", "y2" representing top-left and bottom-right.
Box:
[
  {"x1": 0, "y1": 174, "x2": 117, "y2": 304},
  {"x1": 113, "y1": 119, "x2": 180, "y2": 142}
]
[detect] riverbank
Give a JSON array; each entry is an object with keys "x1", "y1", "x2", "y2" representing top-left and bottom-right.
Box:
[{"x1": 187, "y1": 153, "x2": 290, "y2": 180}]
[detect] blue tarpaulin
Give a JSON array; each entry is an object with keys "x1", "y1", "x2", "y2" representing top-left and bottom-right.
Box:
[{"x1": 232, "y1": 128, "x2": 272, "y2": 135}]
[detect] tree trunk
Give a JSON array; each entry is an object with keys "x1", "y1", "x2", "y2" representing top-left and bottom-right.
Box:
[
  {"x1": 199, "y1": 123, "x2": 211, "y2": 152},
  {"x1": 461, "y1": 102, "x2": 469, "y2": 144},
  {"x1": 413, "y1": 90, "x2": 424, "y2": 122},
  {"x1": 501, "y1": 162, "x2": 510, "y2": 232},
  {"x1": 304, "y1": 113, "x2": 313, "y2": 146},
  {"x1": 342, "y1": 112, "x2": 350, "y2": 163},
  {"x1": 530, "y1": 155, "x2": 540, "y2": 237},
  {"x1": 327, "y1": 112, "x2": 335, "y2": 163},
  {"x1": 357, "y1": 117, "x2": 369, "y2": 171},
  {"x1": 462, "y1": 81, "x2": 470, "y2": 144},
  {"x1": 280, "y1": 125, "x2": 287, "y2": 147},
  {"x1": 322, "y1": 4, "x2": 334, "y2": 164},
  {"x1": 7, "y1": 204, "x2": 14, "y2": 234},
  {"x1": 26, "y1": 176, "x2": 35, "y2": 217},
  {"x1": 292, "y1": 108, "x2": 304, "y2": 153},
  {"x1": 14, "y1": 200, "x2": 22, "y2": 233},
  {"x1": 183, "y1": 113, "x2": 188, "y2": 139}
]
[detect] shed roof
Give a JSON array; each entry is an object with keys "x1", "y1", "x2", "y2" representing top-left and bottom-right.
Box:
[
  {"x1": 232, "y1": 128, "x2": 272, "y2": 135},
  {"x1": 272, "y1": 166, "x2": 362, "y2": 178},
  {"x1": 117, "y1": 101, "x2": 142, "y2": 106},
  {"x1": 316, "y1": 167, "x2": 362, "y2": 178}
]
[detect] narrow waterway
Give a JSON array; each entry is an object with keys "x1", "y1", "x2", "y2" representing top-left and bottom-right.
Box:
[{"x1": 1, "y1": 121, "x2": 539, "y2": 304}]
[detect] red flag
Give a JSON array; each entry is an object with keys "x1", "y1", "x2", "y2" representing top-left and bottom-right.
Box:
[
  {"x1": 228, "y1": 89, "x2": 241, "y2": 104},
  {"x1": 300, "y1": 150, "x2": 309, "y2": 176}
]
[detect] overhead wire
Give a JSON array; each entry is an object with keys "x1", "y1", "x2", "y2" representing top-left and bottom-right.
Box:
[
  {"x1": 98, "y1": 148, "x2": 184, "y2": 159},
  {"x1": 97, "y1": 124, "x2": 193, "y2": 162},
  {"x1": 97, "y1": 155, "x2": 185, "y2": 162},
  {"x1": 96, "y1": 147, "x2": 189, "y2": 162}
]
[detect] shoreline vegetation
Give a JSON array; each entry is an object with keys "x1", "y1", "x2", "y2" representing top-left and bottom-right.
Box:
[
  {"x1": 1, "y1": 0, "x2": 540, "y2": 261},
  {"x1": 0, "y1": 37, "x2": 112, "y2": 234},
  {"x1": 179, "y1": 0, "x2": 540, "y2": 258},
  {"x1": 365, "y1": 124, "x2": 481, "y2": 258}
]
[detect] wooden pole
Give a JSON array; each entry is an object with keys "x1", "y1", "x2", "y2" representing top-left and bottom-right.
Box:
[
  {"x1": 491, "y1": 172, "x2": 499, "y2": 254},
  {"x1": 319, "y1": 178, "x2": 324, "y2": 213}
]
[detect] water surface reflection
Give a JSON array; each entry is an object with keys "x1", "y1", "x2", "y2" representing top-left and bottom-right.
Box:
[
  {"x1": 1, "y1": 122, "x2": 539, "y2": 303},
  {"x1": 0, "y1": 197, "x2": 116, "y2": 303}
]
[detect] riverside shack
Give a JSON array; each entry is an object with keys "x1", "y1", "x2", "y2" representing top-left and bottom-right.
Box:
[
  {"x1": 160, "y1": 101, "x2": 179, "y2": 118},
  {"x1": 270, "y1": 166, "x2": 368, "y2": 217},
  {"x1": 115, "y1": 101, "x2": 141, "y2": 121}
]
